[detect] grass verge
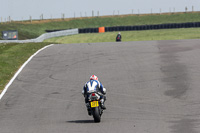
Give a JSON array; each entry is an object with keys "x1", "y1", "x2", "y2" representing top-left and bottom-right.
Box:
[
  {"x1": 45, "y1": 28, "x2": 200, "y2": 44},
  {"x1": 0, "y1": 42, "x2": 52, "y2": 94}
]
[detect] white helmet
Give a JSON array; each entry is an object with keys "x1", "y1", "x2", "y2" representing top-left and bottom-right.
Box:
[{"x1": 90, "y1": 75, "x2": 98, "y2": 81}]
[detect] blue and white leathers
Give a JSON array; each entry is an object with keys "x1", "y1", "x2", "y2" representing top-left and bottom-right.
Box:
[
  {"x1": 82, "y1": 79, "x2": 107, "y2": 110},
  {"x1": 82, "y1": 80, "x2": 104, "y2": 96}
]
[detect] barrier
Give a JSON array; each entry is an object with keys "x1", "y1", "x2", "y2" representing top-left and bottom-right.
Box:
[
  {"x1": 2, "y1": 21, "x2": 199, "y2": 43},
  {"x1": 102, "y1": 22, "x2": 200, "y2": 33},
  {"x1": 99, "y1": 27, "x2": 105, "y2": 33},
  {"x1": 79, "y1": 28, "x2": 98, "y2": 33},
  {"x1": 0, "y1": 28, "x2": 78, "y2": 43}
]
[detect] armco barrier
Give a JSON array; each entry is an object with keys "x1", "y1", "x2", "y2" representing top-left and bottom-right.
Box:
[{"x1": 0, "y1": 28, "x2": 78, "y2": 43}]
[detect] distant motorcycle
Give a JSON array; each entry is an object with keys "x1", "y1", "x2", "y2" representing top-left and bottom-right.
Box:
[
  {"x1": 87, "y1": 92, "x2": 104, "y2": 123},
  {"x1": 116, "y1": 33, "x2": 122, "y2": 42}
]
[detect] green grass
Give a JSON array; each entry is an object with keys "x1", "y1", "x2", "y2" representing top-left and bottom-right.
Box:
[
  {"x1": 1, "y1": 12, "x2": 200, "y2": 40},
  {"x1": 45, "y1": 28, "x2": 200, "y2": 43},
  {"x1": 0, "y1": 42, "x2": 52, "y2": 93}
]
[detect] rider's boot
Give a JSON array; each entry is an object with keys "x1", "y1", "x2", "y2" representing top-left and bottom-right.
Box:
[
  {"x1": 100, "y1": 99, "x2": 106, "y2": 110},
  {"x1": 86, "y1": 103, "x2": 92, "y2": 115}
]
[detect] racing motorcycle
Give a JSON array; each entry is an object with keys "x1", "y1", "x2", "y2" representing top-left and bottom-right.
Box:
[
  {"x1": 116, "y1": 34, "x2": 121, "y2": 42},
  {"x1": 87, "y1": 92, "x2": 104, "y2": 123}
]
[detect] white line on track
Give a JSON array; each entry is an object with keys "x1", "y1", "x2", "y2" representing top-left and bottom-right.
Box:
[{"x1": 0, "y1": 44, "x2": 54, "y2": 100}]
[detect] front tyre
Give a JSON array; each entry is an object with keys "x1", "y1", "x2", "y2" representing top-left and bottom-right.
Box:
[{"x1": 93, "y1": 107, "x2": 101, "y2": 123}]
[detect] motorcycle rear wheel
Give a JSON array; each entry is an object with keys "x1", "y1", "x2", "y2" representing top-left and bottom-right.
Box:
[{"x1": 93, "y1": 107, "x2": 101, "y2": 123}]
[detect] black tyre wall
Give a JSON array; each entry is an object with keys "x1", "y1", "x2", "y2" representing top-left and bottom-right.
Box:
[{"x1": 78, "y1": 22, "x2": 200, "y2": 34}]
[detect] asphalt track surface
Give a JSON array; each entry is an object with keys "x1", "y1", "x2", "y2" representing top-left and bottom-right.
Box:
[{"x1": 1, "y1": 40, "x2": 200, "y2": 133}]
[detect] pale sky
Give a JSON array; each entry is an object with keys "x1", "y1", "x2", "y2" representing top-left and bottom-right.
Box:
[{"x1": 1, "y1": 0, "x2": 200, "y2": 20}]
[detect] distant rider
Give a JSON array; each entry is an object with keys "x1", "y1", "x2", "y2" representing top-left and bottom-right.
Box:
[
  {"x1": 116, "y1": 32, "x2": 122, "y2": 42},
  {"x1": 82, "y1": 75, "x2": 106, "y2": 111}
]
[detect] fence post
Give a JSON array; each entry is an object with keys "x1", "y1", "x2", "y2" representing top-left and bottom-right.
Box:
[
  {"x1": 92, "y1": 10, "x2": 94, "y2": 17},
  {"x1": 160, "y1": 8, "x2": 162, "y2": 15},
  {"x1": 30, "y1": 16, "x2": 32, "y2": 23},
  {"x1": 62, "y1": 13, "x2": 65, "y2": 20},
  {"x1": 40, "y1": 14, "x2": 43, "y2": 20},
  {"x1": 1, "y1": 17, "x2": 2, "y2": 24},
  {"x1": 192, "y1": 6, "x2": 194, "y2": 12},
  {"x1": 185, "y1": 7, "x2": 188, "y2": 13},
  {"x1": 9, "y1": 16, "x2": 11, "y2": 23},
  {"x1": 132, "y1": 9, "x2": 134, "y2": 14}
]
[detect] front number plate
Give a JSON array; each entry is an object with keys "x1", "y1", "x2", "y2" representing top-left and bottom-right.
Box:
[{"x1": 91, "y1": 101, "x2": 99, "y2": 108}]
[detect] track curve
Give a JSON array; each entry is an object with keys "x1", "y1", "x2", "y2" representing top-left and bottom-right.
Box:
[{"x1": 1, "y1": 40, "x2": 200, "y2": 133}]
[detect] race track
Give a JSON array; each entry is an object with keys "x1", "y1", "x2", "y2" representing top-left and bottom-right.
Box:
[{"x1": 1, "y1": 40, "x2": 200, "y2": 133}]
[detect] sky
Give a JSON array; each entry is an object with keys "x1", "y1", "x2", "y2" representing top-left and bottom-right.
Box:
[{"x1": 1, "y1": 0, "x2": 200, "y2": 21}]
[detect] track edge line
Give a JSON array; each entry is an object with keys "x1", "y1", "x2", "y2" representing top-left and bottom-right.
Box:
[{"x1": 0, "y1": 44, "x2": 54, "y2": 100}]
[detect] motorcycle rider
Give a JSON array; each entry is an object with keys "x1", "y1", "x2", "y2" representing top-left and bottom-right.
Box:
[
  {"x1": 82, "y1": 75, "x2": 106, "y2": 112},
  {"x1": 116, "y1": 32, "x2": 122, "y2": 42}
]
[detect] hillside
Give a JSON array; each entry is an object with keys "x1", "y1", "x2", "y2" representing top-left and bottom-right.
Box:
[{"x1": 1, "y1": 12, "x2": 200, "y2": 40}]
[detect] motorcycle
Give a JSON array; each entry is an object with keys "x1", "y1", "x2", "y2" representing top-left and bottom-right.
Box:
[
  {"x1": 87, "y1": 92, "x2": 104, "y2": 123},
  {"x1": 116, "y1": 34, "x2": 121, "y2": 42}
]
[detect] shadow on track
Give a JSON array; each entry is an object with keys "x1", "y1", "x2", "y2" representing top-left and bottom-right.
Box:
[{"x1": 67, "y1": 120, "x2": 94, "y2": 124}]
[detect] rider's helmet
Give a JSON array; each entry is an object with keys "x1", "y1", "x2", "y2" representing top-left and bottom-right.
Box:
[{"x1": 90, "y1": 75, "x2": 98, "y2": 81}]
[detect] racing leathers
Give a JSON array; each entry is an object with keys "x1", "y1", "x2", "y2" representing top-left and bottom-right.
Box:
[
  {"x1": 116, "y1": 33, "x2": 122, "y2": 42},
  {"x1": 82, "y1": 80, "x2": 106, "y2": 110}
]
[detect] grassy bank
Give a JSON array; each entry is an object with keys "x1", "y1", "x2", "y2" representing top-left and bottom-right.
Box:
[
  {"x1": 45, "y1": 28, "x2": 200, "y2": 43},
  {"x1": 0, "y1": 42, "x2": 52, "y2": 93},
  {"x1": 1, "y1": 12, "x2": 200, "y2": 40}
]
